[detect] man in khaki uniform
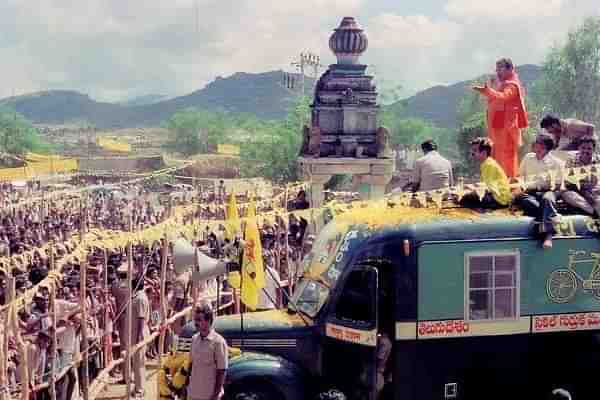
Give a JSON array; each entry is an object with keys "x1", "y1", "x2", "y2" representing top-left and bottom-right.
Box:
[
  {"x1": 131, "y1": 278, "x2": 150, "y2": 397},
  {"x1": 188, "y1": 304, "x2": 228, "y2": 400},
  {"x1": 111, "y1": 264, "x2": 130, "y2": 382}
]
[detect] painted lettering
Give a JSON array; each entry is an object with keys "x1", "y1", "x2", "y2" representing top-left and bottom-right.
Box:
[
  {"x1": 556, "y1": 220, "x2": 577, "y2": 237},
  {"x1": 585, "y1": 218, "x2": 599, "y2": 233},
  {"x1": 418, "y1": 320, "x2": 470, "y2": 337},
  {"x1": 534, "y1": 313, "x2": 600, "y2": 332}
]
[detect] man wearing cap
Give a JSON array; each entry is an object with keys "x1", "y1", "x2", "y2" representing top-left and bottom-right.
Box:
[{"x1": 188, "y1": 303, "x2": 228, "y2": 400}]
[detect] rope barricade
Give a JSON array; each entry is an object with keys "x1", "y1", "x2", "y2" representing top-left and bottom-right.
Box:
[
  {"x1": 7, "y1": 160, "x2": 593, "y2": 400},
  {"x1": 385, "y1": 163, "x2": 599, "y2": 208}
]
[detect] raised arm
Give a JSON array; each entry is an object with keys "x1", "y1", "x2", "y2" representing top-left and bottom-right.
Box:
[{"x1": 480, "y1": 84, "x2": 519, "y2": 102}]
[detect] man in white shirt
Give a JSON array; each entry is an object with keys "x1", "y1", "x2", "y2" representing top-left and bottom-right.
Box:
[
  {"x1": 515, "y1": 133, "x2": 565, "y2": 249},
  {"x1": 403, "y1": 139, "x2": 453, "y2": 192}
]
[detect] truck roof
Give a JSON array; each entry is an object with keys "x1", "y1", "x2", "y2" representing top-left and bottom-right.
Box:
[{"x1": 333, "y1": 204, "x2": 598, "y2": 244}]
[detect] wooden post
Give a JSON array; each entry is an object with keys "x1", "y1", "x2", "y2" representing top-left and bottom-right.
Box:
[
  {"x1": 125, "y1": 243, "x2": 133, "y2": 400},
  {"x1": 156, "y1": 237, "x2": 168, "y2": 399},
  {"x1": 79, "y1": 198, "x2": 84, "y2": 243},
  {"x1": 103, "y1": 249, "x2": 111, "y2": 368},
  {"x1": 49, "y1": 245, "x2": 58, "y2": 400},
  {"x1": 283, "y1": 185, "x2": 291, "y2": 294},
  {"x1": 80, "y1": 259, "x2": 90, "y2": 400},
  {"x1": 192, "y1": 247, "x2": 199, "y2": 308},
  {"x1": 0, "y1": 279, "x2": 10, "y2": 400},
  {"x1": 7, "y1": 277, "x2": 29, "y2": 400}
]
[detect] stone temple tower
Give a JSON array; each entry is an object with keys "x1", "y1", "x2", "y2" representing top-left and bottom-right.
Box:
[{"x1": 298, "y1": 17, "x2": 393, "y2": 207}]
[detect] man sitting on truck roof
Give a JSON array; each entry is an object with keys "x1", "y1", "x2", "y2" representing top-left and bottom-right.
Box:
[
  {"x1": 402, "y1": 139, "x2": 453, "y2": 192},
  {"x1": 459, "y1": 137, "x2": 511, "y2": 210},
  {"x1": 561, "y1": 135, "x2": 600, "y2": 217},
  {"x1": 514, "y1": 132, "x2": 565, "y2": 249}
]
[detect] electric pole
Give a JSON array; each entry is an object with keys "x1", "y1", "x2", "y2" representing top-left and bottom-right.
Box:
[
  {"x1": 291, "y1": 51, "x2": 323, "y2": 97},
  {"x1": 194, "y1": 0, "x2": 199, "y2": 35}
]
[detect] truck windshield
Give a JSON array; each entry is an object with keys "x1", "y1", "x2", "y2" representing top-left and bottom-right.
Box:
[
  {"x1": 301, "y1": 219, "x2": 347, "y2": 284},
  {"x1": 289, "y1": 278, "x2": 329, "y2": 318}
]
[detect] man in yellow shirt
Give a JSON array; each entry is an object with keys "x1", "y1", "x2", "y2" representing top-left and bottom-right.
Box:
[{"x1": 459, "y1": 137, "x2": 511, "y2": 209}]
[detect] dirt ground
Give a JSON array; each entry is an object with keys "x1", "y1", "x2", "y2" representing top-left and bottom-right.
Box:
[{"x1": 95, "y1": 360, "x2": 159, "y2": 400}]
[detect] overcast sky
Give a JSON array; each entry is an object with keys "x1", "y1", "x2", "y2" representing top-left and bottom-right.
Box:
[{"x1": 1, "y1": 0, "x2": 598, "y2": 102}]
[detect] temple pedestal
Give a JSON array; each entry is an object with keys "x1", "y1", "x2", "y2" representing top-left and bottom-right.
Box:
[{"x1": 298, "y1": 157, "x2": 393, "y2": 208}]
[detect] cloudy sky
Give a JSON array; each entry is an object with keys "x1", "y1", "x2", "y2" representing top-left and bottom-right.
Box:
[{"x1": 1, "y1": 0, "x2": 599, "y2": 102}]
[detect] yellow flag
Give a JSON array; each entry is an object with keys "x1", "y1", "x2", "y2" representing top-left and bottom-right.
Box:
[
  {"x1": 226, "y1": 193, "x2": 239, "y2": 220},
  {"x1": 225, "y1": 193, "x2": 240, "y2": 238},
  {"x1": 247, "y1": 193, "x2": 257, "y2": 218},
  {"x1": 240, "y1": 217, "x2": 266, "y2": 310}
]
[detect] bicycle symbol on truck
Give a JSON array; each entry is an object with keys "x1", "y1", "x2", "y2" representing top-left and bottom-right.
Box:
[{"x1": 546, "y1": 250, "x2": 600, "y2": 303}]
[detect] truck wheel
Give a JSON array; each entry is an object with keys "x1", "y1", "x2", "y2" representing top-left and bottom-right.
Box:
[{"x1": 225, "y1": 382, "x2": 284, "y2": 400}]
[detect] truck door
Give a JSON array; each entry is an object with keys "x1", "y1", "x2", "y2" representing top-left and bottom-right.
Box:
[{"x1": 323, "y1": 266, "x2": 379, "y2": 400}]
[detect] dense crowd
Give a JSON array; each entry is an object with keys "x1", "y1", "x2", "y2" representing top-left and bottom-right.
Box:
[{"x1": 0, "y1": 179, "x2": 312, "y2": 399}]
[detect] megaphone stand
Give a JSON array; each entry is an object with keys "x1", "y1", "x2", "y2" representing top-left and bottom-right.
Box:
[
  {"x1": 239, "y1": 250, "x2": 246, "y2": 353},
  {"x1": 216, "y1": 275, "x2": 221, "y2": 315},
  {"x1": 191, "y1": 247, "x2": 200, "y2": 308}
]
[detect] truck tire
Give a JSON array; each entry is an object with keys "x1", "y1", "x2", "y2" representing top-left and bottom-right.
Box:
[{"x1": 225, "y1": 382, "x2": 284, "y2": 400}]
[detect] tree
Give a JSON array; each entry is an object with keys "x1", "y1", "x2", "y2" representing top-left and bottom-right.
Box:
[
  {"x1": 240, "y1": 96, "x2": 310, "y2": 182},
  {"x1": 0, "y1": 107, "x2": 53, "y2": 155},
  {"x1": 455, "y1": 91, "x2": 486, "y2": 174},
  {"x1": 163, "y1": 109, "x2": 205, "y2": 155},
  {"x1": 381, "y1": 108, "x2": 459, "y2": 164},
  {"x1": 538, "y1": 16, "x2": 600, "y2": 124}
]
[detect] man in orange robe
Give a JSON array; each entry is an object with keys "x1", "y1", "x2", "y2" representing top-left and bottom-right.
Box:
[{"x1": 473, "y1": 58, "x2": 528, "y2": 177}]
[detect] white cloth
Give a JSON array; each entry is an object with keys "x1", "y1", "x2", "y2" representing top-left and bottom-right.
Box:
[
  {"x1": 519, "y1": 152, "x2": 565, "y2": 191},
  {"x1": 257, "y1": 267, "x2": 280, "y2": 310}
]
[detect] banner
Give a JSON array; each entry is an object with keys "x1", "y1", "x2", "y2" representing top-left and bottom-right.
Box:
[
  {"x1": 0, "y1": 159, "x2": 78, "y2": 181},
  {"x1": 217, "y1": 144, "x2": 240, "y2": 156},
  {"x1": 97, "y1": 137, "x2": 132, "y2": 153}
]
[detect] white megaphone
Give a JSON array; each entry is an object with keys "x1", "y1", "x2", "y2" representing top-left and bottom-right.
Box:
[{"x1": 172, "y1": 238, "x2": 239, "y2": 281}]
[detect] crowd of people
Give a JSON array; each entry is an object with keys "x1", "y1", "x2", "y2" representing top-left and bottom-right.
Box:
[
  {"x1": 2, "y1": 56, "x2": 594, "y2": 400},
  {"x1": 0, "y1": 178, "x2": 314, "y2": 400}
]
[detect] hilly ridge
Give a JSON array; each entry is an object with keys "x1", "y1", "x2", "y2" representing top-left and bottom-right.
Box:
[
  {"x1": 0, "y1": 71, "x2": 312, "y2": 128},
  {"x1": 0, "y1": 66, "x2": 541, "y2": 130}
]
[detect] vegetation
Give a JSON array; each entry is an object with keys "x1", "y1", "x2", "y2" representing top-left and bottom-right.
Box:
[
  {"x1": 0, "y1": 107, "x2": 54, "y2": 155},
  {"x1": 536, "y1": 16, "x2": 600, "y2": 125},
  {"x1": 239, "y1": 96, "x2": 310, "y2": 182},
  {"x1": 163, "y1": 97, "x2": 309, "y2": 182}
]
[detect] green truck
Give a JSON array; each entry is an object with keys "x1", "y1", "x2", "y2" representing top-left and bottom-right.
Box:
[{"x1": 191, "y1": 207, "x2": 600, "y2": 399}]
